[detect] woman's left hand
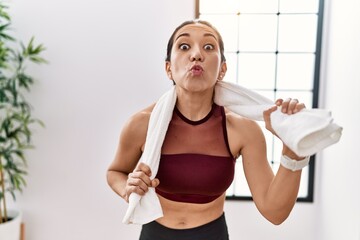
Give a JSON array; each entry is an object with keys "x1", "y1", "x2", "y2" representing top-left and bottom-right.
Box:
[
  {"x1": 263, "y1": 98, "x2": 306, "y2": 137},
  {"x1": 264, "y1": 98, "x2": 307, "y2": 159}
]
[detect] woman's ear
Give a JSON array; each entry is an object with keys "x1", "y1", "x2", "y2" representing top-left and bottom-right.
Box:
[
  {"x1": 218, "y1": 62, "x2": 227, "y2": 81},
  {"x1": 165, "y1": 61, "x2": 173, "y2": 80}
]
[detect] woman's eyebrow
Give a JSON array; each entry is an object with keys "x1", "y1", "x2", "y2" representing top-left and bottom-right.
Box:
[
  {"x1": 203, "y1": 33, "x2": 218, "y2": 41},
  {"x1": 175, "y1": 33, "x2": 190, "y2": 41},
  {"x1": 175, "y1": 32, "x2": 218, "y2": 42}
]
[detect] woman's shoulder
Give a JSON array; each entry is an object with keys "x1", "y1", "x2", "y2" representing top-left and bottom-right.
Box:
[
  {"x1": 126, "y1": 103, "x2": 155, "y2": 129},
  {"x1": 129, "y1": 103, "x2": 156, "y2": 123},
  {"x1": 121, "y1": 103, "x2": 156, "y2": 139},
  {"x1": 224, "y1": 107, "x2": 260, "y2": 129},
  {"x1": 224, "y1": 107, "x2": 265, "y2": 157},
  {"x1": 224, "y1": 107, "x2": 264, "y2": 142}
]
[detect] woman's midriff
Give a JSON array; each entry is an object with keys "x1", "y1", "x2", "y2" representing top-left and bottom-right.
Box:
[{"x1": 155, "y1": 193, "x2": 226, "y2": 229}]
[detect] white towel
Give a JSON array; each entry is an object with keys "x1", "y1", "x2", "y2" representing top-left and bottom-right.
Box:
[{"x1": 122, "y1": 81, "x2": 342, "y2": 224}]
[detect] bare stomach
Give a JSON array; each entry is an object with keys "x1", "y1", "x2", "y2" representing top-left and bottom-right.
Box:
[{"x1": 155, "y1": 193, "x2": 226, "y2": 229}]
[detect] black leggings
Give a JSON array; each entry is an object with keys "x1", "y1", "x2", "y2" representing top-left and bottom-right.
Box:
[{"x1": 139, "y1": 213, "x2": 229, "y2": 240}]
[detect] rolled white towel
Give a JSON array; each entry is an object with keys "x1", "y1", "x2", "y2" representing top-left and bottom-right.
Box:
[{"x1": 214, "y1": 81, "x2": 343, "y2": 156}]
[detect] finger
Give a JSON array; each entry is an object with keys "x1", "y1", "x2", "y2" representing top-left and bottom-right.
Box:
[
  {"x1": 151, "y1": 178, "x2": 160, "y2": 188},
  {"x1": 275, "y1": 98, "x2": 283, "y2": 106},
  {"x1": 135, "y1": 162, "x2": 152, "y2": 177},
  {"x1": 126, "y1": 185, "x2": 147, "y2": 198},
  {"x1": 295, "y1": 103, "x2": 306, "y2": 112},
  {"x1": 263, "y1": 105, "x2": 278, "y2": 135},
  {"x1": 281, "y1": 98, "x2": 291, "y2": 113},
  {"x1": 128, "y1": 172, "x2": 152, "y2": 188},
  {"x1": 127, "y1": 179, "x2": 150, "y2": 195},
  {"x1": 263, "y1": 105, "x2": 277, "y2": 122},
  {"x1": 293, "y1": 103, "x2": 306, "y2": 113},
  {"x1": 266, "y1": 105, "x2": 278, "y2": 113},
  {"x1": 287, "y1": 99, "x2": 299, "y2": 114}
]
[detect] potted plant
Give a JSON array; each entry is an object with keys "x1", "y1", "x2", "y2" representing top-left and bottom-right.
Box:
[{"x1": 0, "y1": 2, "x2": 46, "y2": 239}]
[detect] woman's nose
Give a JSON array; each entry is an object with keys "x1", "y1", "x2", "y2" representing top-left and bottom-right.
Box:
[{"x1": 190, "y1": 46, "x2": 203, "y2": 62}]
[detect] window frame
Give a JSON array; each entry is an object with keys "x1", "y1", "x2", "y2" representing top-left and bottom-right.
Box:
[{"x1": 195, "y1": 0, "x2": 325, "y2": 203}]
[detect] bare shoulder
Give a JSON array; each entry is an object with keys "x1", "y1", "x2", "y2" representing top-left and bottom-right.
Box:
[
  {"x1": 225, "y1": 108, "x2": 262, "y2": 133},
  {"x1": 109, "y1": 103, "x2": 157, "y2": 172},
  {"x1": 122, "y1": 103, "x2": 156, "y2": 143},
  {"x1": 126, "y1": 103, "x2": 155, "y2": 127},
  {"x1": 224, "y1": 108, "x2": 265, "y2": 157}
]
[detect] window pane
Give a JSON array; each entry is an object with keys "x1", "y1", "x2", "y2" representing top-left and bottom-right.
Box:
[
  {"x1": 278, "y1": 15, "x2": 318, "y2": 52},
  {"x1": 238, "y1": 53, "x2": 276, "y2": 89},
  {"x1": 298, "y1": 165, "x2": 309, "y2": 197},
  {"x1": 258, "y1": 122, "x2": 277, "y2": 160},
  {"x1": 273, "y1": 135, "x2": 285, "y2": 163},
  {"x1": 200, "y1": 14, "x2": 239, "y2": 51},
  {"x1": 275, "y1": 91, "x2": 313, "y2": 108},
  {"x1": 199, "y1": 0, "x2": 322, "y2": 202},
  {"x1": 238, "y1": 14, "x2": 278, "y2": 51},
  {"x1": 238, "y1": 0, "x2": 279, "y2": 13},
  {"x1": 223, "y1": 53, "x2": 238, "y2": 84},
  {"x1": 227, "y1": 158, "x2": 252, "y2": 197},
  {"x1": 200, "y1": 0, "x2": 240, "y2": 14},
  {"x1": 256, "y1": 90, "x2": 276, "y2": 100},
  {"x1": 201, "y1": 0, "x2": 279, "y2": 14},
  {"x1": 271, "y1": 162, "x2": 309, "y2": 198},
  {"x1": 277, "y1": 53, "x2": 315, "y2": 90},
  {"x1": 279, "y1": 0, "x2": 319, "y2": 13}
]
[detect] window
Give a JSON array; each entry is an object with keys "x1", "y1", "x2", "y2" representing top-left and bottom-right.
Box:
[{"x1": 196, "y1": 0, "x2": 324, "y2": 202}]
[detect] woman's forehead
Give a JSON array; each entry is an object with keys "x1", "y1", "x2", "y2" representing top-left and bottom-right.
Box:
[{"x1": 174, "y1": 23, "x2": 219, "y2": 41}]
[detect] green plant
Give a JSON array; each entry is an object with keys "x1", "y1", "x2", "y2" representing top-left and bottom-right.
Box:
[{"x1": 0, "y1": 2, "x2": 46, "y2": 223}]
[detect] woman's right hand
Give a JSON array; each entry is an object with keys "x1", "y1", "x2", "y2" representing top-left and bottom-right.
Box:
[{"x1": 125, "y1": 162, "x2": 160, "y2": 202}]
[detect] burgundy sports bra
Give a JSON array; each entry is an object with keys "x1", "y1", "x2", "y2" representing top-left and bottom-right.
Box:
[{"x1": 155, "y1": 104, "x2": 235, "y2": 204}]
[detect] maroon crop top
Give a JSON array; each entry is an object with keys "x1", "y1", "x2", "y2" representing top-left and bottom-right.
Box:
[{"x1": 155, "y1": 103, "x2": 236, "y2": 204}]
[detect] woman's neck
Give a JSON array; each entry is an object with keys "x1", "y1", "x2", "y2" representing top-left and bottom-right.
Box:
[{"x1": 175, "y1": 89, "x2": 214, "y2": 121}]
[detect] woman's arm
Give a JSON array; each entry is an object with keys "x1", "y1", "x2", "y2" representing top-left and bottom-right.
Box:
[
  {"x1": 228, "y1": 98, "x2": 306, "y2": 225},
  {"x1": 106, "y1": 104, "x2": 159, "y2": 202}
]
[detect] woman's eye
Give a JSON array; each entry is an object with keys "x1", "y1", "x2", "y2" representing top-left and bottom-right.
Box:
[
  {"x1": 179, "y1": 44, "x2": 190, "y2": 50},
  {"x1": 204, "y1": 44, "x2": 214, "y2": 50}
]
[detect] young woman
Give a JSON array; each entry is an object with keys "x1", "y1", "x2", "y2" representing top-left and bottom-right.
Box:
[{"x1": 107, "y1": 20, "x2": 307, "y2": 240}]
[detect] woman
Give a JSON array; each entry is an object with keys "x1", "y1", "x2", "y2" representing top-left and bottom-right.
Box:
[{"x1": 107, "y1": 20, "x2": 308, "y2": 240}]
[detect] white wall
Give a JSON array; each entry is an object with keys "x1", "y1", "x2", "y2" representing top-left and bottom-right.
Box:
[
  {"x1": 6, "y1": 0, "x2": 359, "y2": 239},
  {"x1": 317, "y1": 0, "x2": 360, "y2": 239},
  {"x1": 8, "y1": 0, "x2": 195, "y2": 239}
]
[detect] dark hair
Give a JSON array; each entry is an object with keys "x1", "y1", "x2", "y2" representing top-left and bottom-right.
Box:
[{"x1": 165, "y1": 19, "x2": 226, "y2": 62}]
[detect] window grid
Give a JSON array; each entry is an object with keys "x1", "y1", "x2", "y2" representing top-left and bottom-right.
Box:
[{"x1": 197, "y1": 0, "x2": 324, "y2": 202}]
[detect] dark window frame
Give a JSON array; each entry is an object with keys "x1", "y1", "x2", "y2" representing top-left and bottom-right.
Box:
[{"x1": 195, "y1": 0, "x2": 325, "y2": 203}]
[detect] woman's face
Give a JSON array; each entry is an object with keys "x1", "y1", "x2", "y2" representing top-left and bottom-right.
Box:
[{"x1": 166, "y1": 23, "x2": 226, "y2": 92}]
